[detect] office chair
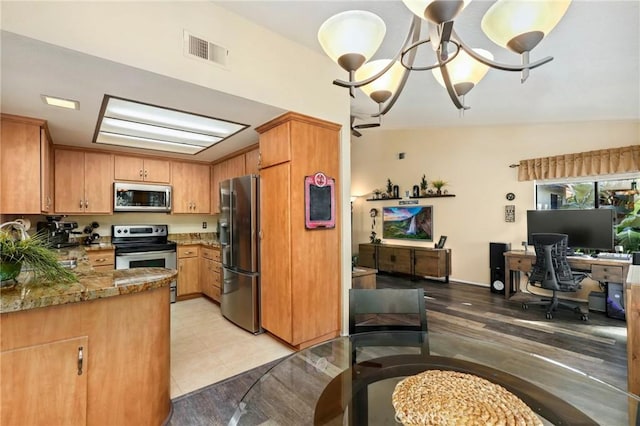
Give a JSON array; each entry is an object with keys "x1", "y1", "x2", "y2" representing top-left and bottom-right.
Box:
[
  {"x1": 349, "y1": 288, "x2": 429, "y2": 364},
  {"x1": 522, "y1": 233, "x2": 589, "y2": 321}
]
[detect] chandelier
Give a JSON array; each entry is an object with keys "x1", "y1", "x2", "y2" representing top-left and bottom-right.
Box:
[{"x1": 317, "y1": 0, "x2": 572, "y2": 135}]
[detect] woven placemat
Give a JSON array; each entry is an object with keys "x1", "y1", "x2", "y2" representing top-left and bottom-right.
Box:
[{"x1": 392, "y1": 370, "x2": 543, "y2": 426}]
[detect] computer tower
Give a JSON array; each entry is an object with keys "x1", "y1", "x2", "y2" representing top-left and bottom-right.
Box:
[
  {"x1": 606, "y1": 283, "x2": 625, "y2": 321},
  {"x1": 489, "y1": 242, "x2": 510, "y2": 294}
]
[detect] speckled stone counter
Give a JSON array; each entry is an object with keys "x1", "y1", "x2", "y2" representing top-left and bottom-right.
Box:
[
  {"x1": 170, "y1": 232, "x2": 220, "y2": 247},
  {"x1": 0, "y1": 243, "x2": 176, "y2": 314}
]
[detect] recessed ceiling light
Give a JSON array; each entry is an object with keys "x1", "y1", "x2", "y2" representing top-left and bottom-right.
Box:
[
  {"x1": 41, "y1": 95, "x2": 80, "y2": 110},
  {"x1": 93, "y1": 95, "x2": 248, "y2": 155}
]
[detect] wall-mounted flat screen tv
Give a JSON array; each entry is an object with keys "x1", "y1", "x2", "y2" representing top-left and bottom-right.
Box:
[
  {"x1": 383, "y1": 206, "x2": 433, "y2": 241},
  {"x1": 526, "y1": 208, "x2": 615, "y2": 251}
]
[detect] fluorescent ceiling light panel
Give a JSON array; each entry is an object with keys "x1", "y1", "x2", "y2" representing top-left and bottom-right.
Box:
[
  {"x1": 94, "y1": 95, "x2": 248, "y2": 155},
  {"x1": 41, "y1": 95, "x2": 80, "y2": 110}
]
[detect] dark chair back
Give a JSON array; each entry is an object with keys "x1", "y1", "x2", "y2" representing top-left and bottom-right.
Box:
[
  {"x1": 348, "y1": 288, "x2": 427, "y2": 335},
  {"x1": 529, "y1": 233, "x2": 580, "y2": 291}
]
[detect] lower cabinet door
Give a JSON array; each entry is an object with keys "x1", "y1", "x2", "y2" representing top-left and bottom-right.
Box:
[{"x1": 1, "y1": 336, "x2": 89, "y2": 425}]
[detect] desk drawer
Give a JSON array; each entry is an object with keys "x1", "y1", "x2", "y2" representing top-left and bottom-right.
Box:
[
  {"x1": 508, "y1": 257, "x2": 532, "y2": 272},
  {"x1": 591, "y1": 265, "x2": 623, "y2": 283}
]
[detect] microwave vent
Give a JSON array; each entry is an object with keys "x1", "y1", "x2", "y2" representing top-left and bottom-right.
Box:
[{"x1": 183, "y1": 30, "x2": 228, "y2": 68}]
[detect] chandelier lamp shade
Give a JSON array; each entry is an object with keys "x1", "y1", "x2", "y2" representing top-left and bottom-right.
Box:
[{"x1": 317, "y1": 0, "x2": 572, "y2": 134}]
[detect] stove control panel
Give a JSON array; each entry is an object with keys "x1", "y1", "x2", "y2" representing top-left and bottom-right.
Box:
[{"x1": 112, "y1": 225, "x2": 168, "y2": 238}]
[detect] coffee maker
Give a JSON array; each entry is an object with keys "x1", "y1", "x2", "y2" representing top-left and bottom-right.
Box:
[{"x1": 37, "y1": 216, "x2": 79, "y2": 248}]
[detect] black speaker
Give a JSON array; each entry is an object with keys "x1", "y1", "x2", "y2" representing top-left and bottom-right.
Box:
[
  {"x1": 490, "y1": 268, "x2": 506, "y2": 294},
  {"x1": 490, "y1": 242, "x2": 510, "y2": 270},
  {"x1": 489, "y1": 242, "x2": 511, "y2": 294}
]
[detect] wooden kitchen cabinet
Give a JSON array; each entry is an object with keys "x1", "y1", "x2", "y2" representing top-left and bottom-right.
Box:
[
  {"x1": 54, "y1": 149, "x2": 113, "y2": 214},
  {"x1": 114, "y1": 155, "x2": 170, "y2": 183},
  {"x1": 171, "y1": 161, "x2": 210, "y2": 213},
  {"x1": 1, "y1": 336, "x2": 89, "y2": 425},
  {"x1": 0, "y1": 114, "x2": 54, "y2": 214},
  {"x1": 87, "y1": 249, "x2": 115, "y2": 271},
  {"x1": 256, "y1": 112, "x2": 341, "y2": 349},
  {"x1": 244, "y1": 147, "x2": 260, "y2": 174},
  {"x1": 210, "y1": 152, "x2": 248, "y2": 214},
  {"x1": 200, "y1": 246, "x2": 221, "y2": 302},
  {"x1": 177, "y1": 245, "x2": 200, "y2": 296}
]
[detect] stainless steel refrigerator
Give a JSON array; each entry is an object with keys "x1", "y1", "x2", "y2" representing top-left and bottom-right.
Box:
[{"x1": 219, "y1": 174, "x2": 261, "y2": 334}]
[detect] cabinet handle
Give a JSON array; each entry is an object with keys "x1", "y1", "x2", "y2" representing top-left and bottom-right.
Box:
[
  {"x1": 258, "y1": 152, "x2": 262, "y2": 166},
  {"x1": 95, "y1": 258, "x2": 106, "y2": 263},
  {"x1": 144, "y1": 170, "x2": 148, "y2": 177},
  {"x1": 77, "y1": 346, "x2": 84, "y2": 376},
  {"x1": 80, "y1": 199, "x2": 83, "y2": 208},
  {"x1": 85, "y1": 200, "x2": 89, "y2": 208},
  {"x1": 139, "y1": 169, "x2": 143, "y2": 177}
]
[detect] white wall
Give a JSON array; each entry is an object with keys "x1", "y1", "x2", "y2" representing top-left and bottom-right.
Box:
[{"x1": 351, "y1": 120, "x2": 640, "y2": 298}]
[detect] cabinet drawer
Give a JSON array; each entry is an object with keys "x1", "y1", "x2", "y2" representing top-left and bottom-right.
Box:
[
  {"x1": 591, "y1": 265, "x2": 623, "y2": 282},
  {"x1": 201, "y1": 246, "x2": 221, "y2": 261},
  {"x1": 87, "y1": 250, "x2": 115, "y2": 267},
  {"x1": 178, "y1": 245, "x2": 199, "y2": 258},
  {"x1": 508, "y1": 257, "x2": 533, "y2": 272}
]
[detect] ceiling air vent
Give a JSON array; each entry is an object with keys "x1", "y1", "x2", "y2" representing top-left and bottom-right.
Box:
[{"x1": 183, "y1": 31, "x2": 228, "y2": 68}]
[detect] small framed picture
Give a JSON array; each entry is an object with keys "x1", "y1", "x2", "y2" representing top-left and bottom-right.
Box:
[
  {"x1": 505, "y1": 205, "x2": 515, "y2": 222},
  {"x1": 436, "y1": 235, "x2": 447, "y2": 249}
]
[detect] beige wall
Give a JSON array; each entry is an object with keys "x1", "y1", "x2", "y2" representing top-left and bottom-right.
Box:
[{"x1": 351, "y1": 120, "x2": 640, "y2": 299}]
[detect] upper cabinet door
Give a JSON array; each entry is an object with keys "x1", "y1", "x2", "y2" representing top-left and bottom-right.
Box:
[
  {"x1": 83, "y1": 152, "x2": 113, "y2": 214},
  {"x1": 257, "y1": 121, "x2": 291, "y2": 168},
  {"x1": 244, "y1": 148, "x2": 260, "y2": 175},
  {"x1": 114, "y1": 155, "x2": 144, "y2": 181},
  {"x1": 191, "y1": 164, "x2": 210, "y2": 213},
  {"x1": 225, "y1": 154, "x2": 246, "y2": 179},
  {"x1": 55, "y1": 149, "x2": 86, "y2": 214},
  {"x1": 0, "y1": 118, "x2": 42, "y2": 214},
  {"x1": 143, "y1": 158, "x2": 170, "y2": 183}
]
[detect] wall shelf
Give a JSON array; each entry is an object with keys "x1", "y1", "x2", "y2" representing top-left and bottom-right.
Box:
[
  {"x1": 365, "y1": 197, "x2": 402, "y2": 201},
  {"x1": 409, "y1": 194, "x2": 456, "y2": 199}
]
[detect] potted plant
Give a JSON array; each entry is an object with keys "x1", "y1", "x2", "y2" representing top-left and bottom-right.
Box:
[
  {"x1": 386, "y1": 178, "x2": 394, "y2": 197},
  {"x1": 420, "y1": 175, "x2": 428, "y2": 196},
  {"x1": 431, "y1": 179, "x2": 447, "y2": 195},
  {"x1": 0, "y1": 222, "x2": 77, "y2": 287}
]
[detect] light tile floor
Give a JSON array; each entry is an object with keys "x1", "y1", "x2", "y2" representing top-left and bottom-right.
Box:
[{"x1": 170, "y1": 297, "x2": 294, "y2": 398}]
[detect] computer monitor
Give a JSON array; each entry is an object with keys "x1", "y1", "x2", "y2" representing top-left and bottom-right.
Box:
[{"x1": 526, "y1": 209, "x2": 615, "y2": 252}]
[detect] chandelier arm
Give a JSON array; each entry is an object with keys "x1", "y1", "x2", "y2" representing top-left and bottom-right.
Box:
[
  {"x1": 373, "y1": 16, "x2": 423, "y2": 117},
  {"x1": 439, "y1": 57, "x2": 467, "y2": 111},
  {"x1": 453, "y1": 30, "x2": 553, "y2": 71},
  {"x1": 333, "y1": 16, "x2": 422, "y2": 89}
]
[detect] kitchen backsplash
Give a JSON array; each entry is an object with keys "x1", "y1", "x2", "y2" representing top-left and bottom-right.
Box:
[{"x1": 0, "y1": 213, "x2": 218, "y2": 237}]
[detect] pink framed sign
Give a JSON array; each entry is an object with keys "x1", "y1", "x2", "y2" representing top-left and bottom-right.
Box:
[{"x1": 305, "y1": 172, "x2": 336, "y2": 229}]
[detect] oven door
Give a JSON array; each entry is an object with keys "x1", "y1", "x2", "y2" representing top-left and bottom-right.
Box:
[{"x1": 115, "y1": 249, "x2": 177, "y2": 302}]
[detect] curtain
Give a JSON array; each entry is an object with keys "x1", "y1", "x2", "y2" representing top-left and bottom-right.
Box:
[{"x1": 518, "y1": 145, "x2": 640, "y2": 181}]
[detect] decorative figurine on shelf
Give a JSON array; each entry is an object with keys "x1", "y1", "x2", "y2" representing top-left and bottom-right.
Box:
[
  {"x1": 431, "y1": 179, "x2": 447, "y2": 195},
  {"x1": 373, "y1": 189, "x2": 381, "y2": 199},
  {"x1": 369, "y1": 231, "x2": 381, "y2": 244},
  {"x1": 386, "y1": 178, "x2": 394, "y2": 198},
  {"x1": 412, "y1": 185, "x2": 420, "y2": 198},
  {"x1": 393, "y1": 185, "x2": 399, "y2": 199},
  {"x1": 420, "y1": 175, "x2": 428, "y2": 196}
]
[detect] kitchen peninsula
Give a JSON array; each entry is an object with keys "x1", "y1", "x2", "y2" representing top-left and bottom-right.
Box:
[{"x1": 0, "y1": 249, "x2": 176, "y2": 425}]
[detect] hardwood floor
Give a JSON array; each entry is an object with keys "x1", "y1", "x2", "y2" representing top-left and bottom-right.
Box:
[
  {"x1": 377, "y1": 273, "x2": 628, "y2": 391},
  {"x1": 168, "y1": 275, "x2": 628, "y2": 425}
]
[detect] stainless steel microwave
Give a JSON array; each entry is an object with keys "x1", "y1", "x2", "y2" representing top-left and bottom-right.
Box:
[{"x1": 114, "y1": 182, "x2": 172, "y2": 212}]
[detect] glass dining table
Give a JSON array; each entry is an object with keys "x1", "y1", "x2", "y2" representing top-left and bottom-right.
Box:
[{"x1": 228, "y1": 331, "x2": 639, "y2": 425}]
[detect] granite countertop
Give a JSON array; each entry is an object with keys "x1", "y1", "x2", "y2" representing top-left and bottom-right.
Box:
[
  {"x1": 170, "y1": 232, "x2": 220, "y2": 248},
  {"x1": 0, "y1": 245, "x2": 176, "y2": 314}
]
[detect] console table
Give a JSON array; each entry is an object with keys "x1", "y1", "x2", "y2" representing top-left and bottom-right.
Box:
[
  {"x1": 503, "y1": 250, "x2": 631, "y2": 300},
  {"x1": 357, "y1": 243, "x2": 451, "y2": 282}
]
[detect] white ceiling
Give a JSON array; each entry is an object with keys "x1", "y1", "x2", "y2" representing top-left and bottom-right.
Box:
[
  {"x1": 216, "y1": 0, "x2": 640, "y2": 129},
  {"x1": 1, "y1": 1, "x2": 639, "y2": 162}
]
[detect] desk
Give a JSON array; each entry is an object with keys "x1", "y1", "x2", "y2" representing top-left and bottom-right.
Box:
[
  {"x1": 503, "y1": 250, "x2": 631, "y2": 300},
  {"x1": 229, "y1": 331, "x2": 638, "y2": 425}
]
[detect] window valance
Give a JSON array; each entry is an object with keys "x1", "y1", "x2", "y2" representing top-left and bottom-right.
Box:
[{"x1": 518, "y1": 145, "x2": 640, "y2": 181}]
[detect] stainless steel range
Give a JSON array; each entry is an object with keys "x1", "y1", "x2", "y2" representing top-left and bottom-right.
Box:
[{"x1": 112, "y1": 224, "x2": 177, "y2": 303}]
